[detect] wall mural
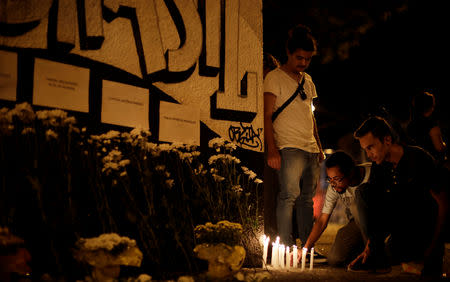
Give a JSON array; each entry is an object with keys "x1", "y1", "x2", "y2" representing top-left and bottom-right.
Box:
[{"x1": 0, "y1": 0, "x2": 263, "y2": 151}]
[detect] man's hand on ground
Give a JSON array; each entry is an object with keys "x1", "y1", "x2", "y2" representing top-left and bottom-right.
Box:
[{"x1": 348, "y1": 241, "x2": 370, "y2": 268}]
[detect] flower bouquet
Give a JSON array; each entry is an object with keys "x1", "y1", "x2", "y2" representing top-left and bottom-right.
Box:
[
  {"x1": 193, "y1": 221, "x2": 246, "y2": 278},
  {"x1": 74, "y1": 233, "x2": 143, "y2": 281}
]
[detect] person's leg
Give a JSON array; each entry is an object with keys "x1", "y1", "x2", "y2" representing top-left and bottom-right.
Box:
[
  {"x1": 276, "y1": 148, "x2": 306, "y2": 246},
  {"x1": 295, "y1": 152, "x2": 319, "y2": 244},
  {"x1": 327, "y1": 219, "x2": 365, "y2": 266}
]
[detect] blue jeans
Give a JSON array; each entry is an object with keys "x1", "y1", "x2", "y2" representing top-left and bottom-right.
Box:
[{"x1": 276, "y1": 148, "x2": 320, "y2": 245}]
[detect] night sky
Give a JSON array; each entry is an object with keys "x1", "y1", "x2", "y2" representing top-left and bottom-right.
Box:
[{"x1": 263, "y1": 0, "x2": 449, "y2": 149}]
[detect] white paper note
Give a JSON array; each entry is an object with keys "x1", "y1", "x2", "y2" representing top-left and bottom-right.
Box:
[
  {"x1": 33, "y1": 58, "x2": 89, "y2": 112},
  {"x1": 159, "y1": 101, "x2": 200, "y2": 145},
  {"x1": 0, "y1": 50, "x2": 18, "y2": 101},
  {"x1": 101, "y1": 80, "x2": 149, "y2": 129}
]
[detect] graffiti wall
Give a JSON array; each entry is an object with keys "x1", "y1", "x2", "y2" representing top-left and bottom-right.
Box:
[{"x1": 0, "y1": 0, "x2": 263, "y2": 151}]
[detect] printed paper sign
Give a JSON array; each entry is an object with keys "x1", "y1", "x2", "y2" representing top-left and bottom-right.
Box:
[
  {"x1": 0, "y1": 50, "x2": 18, "y2": 101},
  {"x1": 33, "y1": 58, "x2": 89, "y2": 112},
  {"x1": 101, "y1": 80, "x2": 149, "y2": 129},
  {"x1": 159, "y1": 101, "x2": 200, "y2": 145}
]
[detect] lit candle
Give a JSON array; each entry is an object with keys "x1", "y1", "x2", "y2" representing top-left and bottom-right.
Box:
[
  {"x1": 286, "y1": 246, "x2": 291, "y2": 269},
  {"x1": 279, "y1": 244, "x2": 285, "y2": 268},
  {"x1": 293, "y1": 245, "x2": 298, "y2": 268},
  {"x1": 301, "y1": 247, "x2": 307, "y2": 270},
  {"x1": 262, "y1": 235, "x2": 270, "y2": 266},
  {"x1": 309, "y1": 247, "x2": 314, "y2": 270},
  {"x1": 271, "y1": 242, "x2": 279, "y2": 267}
]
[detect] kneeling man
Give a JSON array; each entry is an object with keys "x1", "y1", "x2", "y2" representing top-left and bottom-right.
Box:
[{"x1": 301, "y1": 151, "x2": 370, "y2": 266}]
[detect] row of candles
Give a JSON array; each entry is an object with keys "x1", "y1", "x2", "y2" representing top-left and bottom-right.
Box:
[{"x1": 261, "y1": 235, "x2": 314, "y2": 270}]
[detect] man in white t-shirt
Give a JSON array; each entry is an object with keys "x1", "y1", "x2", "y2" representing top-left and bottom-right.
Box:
[
  {"x1": 301, "y1": 151, "x2": 370, "y2": 266},
  {"x1": 264, "y1": 24, "x2": 324, "y2": 246}
]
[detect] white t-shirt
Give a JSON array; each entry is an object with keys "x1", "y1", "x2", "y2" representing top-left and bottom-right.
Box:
[
  {"x1": 264, "y1": 68, "x2": 319, "y2": 153},
  {"x1": 321, "y1": 163, "x2": 371, "y2": 220}
]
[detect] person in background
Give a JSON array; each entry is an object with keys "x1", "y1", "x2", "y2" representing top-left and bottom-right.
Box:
[
  {"x1": 263, "y1": 53, "x2": 280, "y2": 78},
  {"x1": 264, "y1": 24, "x2": 324, "y2": 246},
  {"x1": 407, "y1": 91, "x2": 448, "y2": 165},
  {"x1": 301, "y1": 151, "x2": 370, "y2": 266},
  {"x1": 349, "y1": 116, "x2": 448, "y2": 276}
]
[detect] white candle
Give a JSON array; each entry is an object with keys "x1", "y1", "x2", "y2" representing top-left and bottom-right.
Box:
[
  {"x1": 279, "y1": 244, "x2": 285, "y2": 268},
  {"x1": 309, "y1": 247, "x2": 314, "y2": 270},
  {"x1": 286, "y1": 246, "x2": 291, "y2": 269},
  {"x1": 293, "y1": 245, "x2": 298, "y2": 268},
  {"x1": 262, "y1": 235, "x2": 270, "y2": 266},
  {"x1": 301, "y1": 247, "x2": 307, "y2": 270},
  {"x1": 271, "y1": 242, "x2": 279, "y2": 268}
]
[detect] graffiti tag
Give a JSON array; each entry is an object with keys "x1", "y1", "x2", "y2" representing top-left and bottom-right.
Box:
[{"x1": 228, "y1": 122, "x2": 263, "y2": 151}]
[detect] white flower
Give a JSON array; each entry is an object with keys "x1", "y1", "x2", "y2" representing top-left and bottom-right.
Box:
[
  {"x1": 232, "y1": 185, "x2": 243, "y2": 193},
  {"x1": 166, "y1": 179, "x2": 175, "y2": 188},
  {"x1": 194, "y1": 164, "x2": 205, "y2": 175},
  {"x1": 225, "y1": 142, "x2": 237, "y2": 151},
  {"x1": 130, "y1": 127, "x2": 151, "y2": 138},
  {"x1": 63, "y1": 116, "x2": 77, "y2": 126},
  {"x1": 244, "y1": 169, "x2": 257, "y2": 180},
  {"x1": 208, "y1": 137, "x2": 226, "y2": 148},
  {"x1": 21, "y1": 127, "x2": 35, "y2": 135},
  {"x1": 177, "y1": 276, "x2": 194, "y2": 282},
  {"x1": 79, "y1": 233, "x2": 137, "y2": 251},
  {"x1": 178, "y1": 152, "x2": 193, "y2": 163},
  {"x1": 208, "y1": 155, "x2": 219, "y2": 165},
  {"x1": 119, "y1": 159, "x2": 130, "y2": 167},
  {"x1": 45, "y1": 129, "x2": 58, "y2": 140},
  {"x1": 158, "y1": 143, "x2": 171, "y2": 152},
  {"x1": 103, "y1": 130, "x2": 121, "y2": 140},
  {"x1": 234, "y1": 272, "x2": 245, "y2": 281},
  {"x1": 10, "y1": 102, "x2": 36, "y2": 123},
  {"x1": 155, "y1": 165, "x2": 166, "y2": 171},
  {"x1": 135, "y1": 274, "x2": 152, "y2": 282},
  {"x1": 212, "y1": 174, "x2": 225, "y2": 182}
]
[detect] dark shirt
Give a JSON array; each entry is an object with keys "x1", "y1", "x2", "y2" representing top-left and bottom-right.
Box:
[{"x1": 369, "y1": 146, "x2": 439, "y2": 239}]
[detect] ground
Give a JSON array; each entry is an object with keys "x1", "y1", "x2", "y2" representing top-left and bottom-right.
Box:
[{"x1": 240, "y1": 223, "x2": 450, "y2": 281}]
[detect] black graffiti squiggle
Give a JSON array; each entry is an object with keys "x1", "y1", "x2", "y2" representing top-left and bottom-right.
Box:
[{"x1": 228, "y1": 122, "x2": 263, "y2": 151}]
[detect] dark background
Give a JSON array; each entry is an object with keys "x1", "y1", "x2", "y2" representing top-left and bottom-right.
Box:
[{"x1": 263, "y1": 0, "x2": 449, "y2": 150}]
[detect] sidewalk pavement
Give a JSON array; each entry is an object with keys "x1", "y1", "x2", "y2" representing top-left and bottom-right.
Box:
[
  {"x1": 247, "y1": 223, "x2": 450, "y2": 281},
  {"x1": 241, "y1": 264, "x2": 447, "y2": 281}
]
